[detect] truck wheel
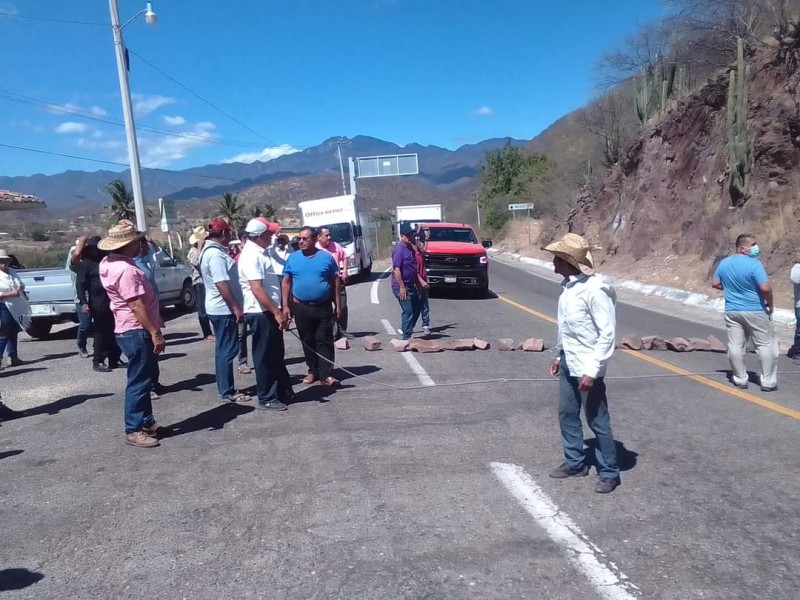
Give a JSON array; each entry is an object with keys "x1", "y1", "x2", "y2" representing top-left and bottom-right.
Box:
[
  {"x1": 363, "y1": 259, "x2": 373, "y2": 276},
  {"x1": 26, "y1": 320, "x2": 53, "y2": 339},
  {"x1": 177, "y1": 281, "x2": 197, "y2": 312}
]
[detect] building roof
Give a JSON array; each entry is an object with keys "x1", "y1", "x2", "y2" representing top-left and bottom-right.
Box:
[{"x1": 0, "y1": 189, "x2": 47, "y2": 211}]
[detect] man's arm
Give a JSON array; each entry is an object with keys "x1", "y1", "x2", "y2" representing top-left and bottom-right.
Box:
[
  {"x1": 75, "y1": 264, "x2": 90, "y2": 312},
  {"x1": 581, "y1": 287, "x2": 616, "y2": 390},
  {"x1": 70, "y1": 237, "x2": 87, "y2": 266},
  {"x1": 759, "y1": 282, "x2": 774, "y2": 314},
  {"x1": 126, "y1": 296, "x2": 166, "y2": 354},
  {"x1": 711, "y1": 278, "x2": 723, "y2": 290},
  {"x1": 281, "y1": 275, "x2": 293, "y2": 320},
  {"x1": 215, "y1": 281, "x2": 243, "y2": 320},
  {"x1": 250, "y1": 279, "x2": 287, "y2": 328},
  {"x1": 333, "y1": 274, "x2": 342, "y2": 319}
]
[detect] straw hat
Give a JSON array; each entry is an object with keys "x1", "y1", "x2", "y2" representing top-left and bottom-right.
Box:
[
  {"x1": 189, "y1": 226, "x2": 208, "y2": 245},
  {"x1": 98, "y1": 220, "x2": 145, "y2": 252},
  {"x1": 543, "y1": 233, "x2": 595, "y2": 276}
]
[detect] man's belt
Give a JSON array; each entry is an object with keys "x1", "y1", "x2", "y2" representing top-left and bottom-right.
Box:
[{"x1": 292, "y1": 297, "x2": 330, "y2": 306}]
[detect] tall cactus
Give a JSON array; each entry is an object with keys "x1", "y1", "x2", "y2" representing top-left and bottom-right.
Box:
[
  {"x1": 635, "y1": 58, "x2": 679, "y2": 125},
  {"x1": 727, "y1": 37, "x2": 751, "y2": 204}
]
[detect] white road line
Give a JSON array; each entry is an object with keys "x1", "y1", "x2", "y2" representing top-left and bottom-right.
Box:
[
  {"x1": 371, "y1": 267, "x2": 393, "y2": 304},
  {"x1": 380, "y1": 318, "x2": 436, "y2": 387},
  {"x1": 490, "y1": 462, "x2": 639, "y2": 600}
]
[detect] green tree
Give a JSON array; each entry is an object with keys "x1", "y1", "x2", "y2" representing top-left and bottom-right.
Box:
[
  {"x1": 248, "y1": 203, "x2": 276, "y2": 220},
  {"x1": 105, "y1": 180, "x2": 136, "y2": 223},
  {"x1": 218, "y1": 192, "x2": 245, "y2": 226}
]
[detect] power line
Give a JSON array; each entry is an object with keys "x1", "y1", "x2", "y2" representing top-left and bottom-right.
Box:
[
  {"x1": 0, "y1": 142, "x2": 242, "y2": 182},
  {"x1": 0, "y1": 10, "x2": 106, "y2": 26},
  {"x1": 0, "y1": 90, "x2": 267, "y2": 149},
  {"x1": 127, "y1": 48, "x2": 284, "y2": 147}
]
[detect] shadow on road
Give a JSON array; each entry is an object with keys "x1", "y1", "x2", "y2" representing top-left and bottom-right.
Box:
[
  {"x1": 166, "y1": 373, "x2": 216, "y2": 393},
  {"x1": 284, "y1": 356, "x2": 307, "y2": 367},
  {"x1": 32, "y1": 352, "x2": 77, "y2": 364},
  {"x1": 0, "y1": 449, "x2": 23, "y2": 460},
  {"x1": 159, "y1": 352, "x2": 187, "y2": 361},
  {"x1": 338, "y1": 364, "x2": 381, "y2": 383},
  {"x1": 162, "y1": 403, "x2": 253, "y2": 438},
  {"x1": 19, "y1": 393, "x2": 114, "y2": 419},
  {"x1": 0, "y1": 367, "x2": 47, "y2": 378},
  {"x1": 584, "y1": 438, "x2": 639, "y2": 472},
  {"x1": 0, "y1": 568, "x2": 45, "y2": 591},
  {"x1": 348, "y1": 331, "x2": 379, "y2": 339},
  {"x1": 164, "y1": 332, "x2": 197, "y2": 341}
]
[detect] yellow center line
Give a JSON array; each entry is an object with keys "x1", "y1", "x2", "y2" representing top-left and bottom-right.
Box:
[{"x1": 497, "y1": 294, "x2": 800, "y2": 422}]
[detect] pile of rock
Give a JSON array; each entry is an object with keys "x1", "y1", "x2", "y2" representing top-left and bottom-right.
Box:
[{"x1": 619, "y1": 335, "x2": 727, "y2": 353}]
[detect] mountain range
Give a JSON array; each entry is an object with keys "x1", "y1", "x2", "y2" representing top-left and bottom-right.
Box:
[{"x1": 0, "y1": 135, "x2": 528, "y2": 216}]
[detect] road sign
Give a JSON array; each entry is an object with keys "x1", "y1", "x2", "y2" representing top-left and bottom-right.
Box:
[
  {"x1": 159, "y1": 197, "x2": 178, "y2": 233},
  {"x1": 356, "y1": 153, "x2": 419, "y2": 178},
  {"x1": 508, "y1": 203, "x2": 535, "y2": 211}
]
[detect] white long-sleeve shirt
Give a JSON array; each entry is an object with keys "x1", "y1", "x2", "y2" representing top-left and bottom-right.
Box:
[
  {"x1": 555, "y1": 274, "x2": 617, "y2": 379},
  {"x1": 790, "y1": 264, "x2": 800, "y2": 308}
]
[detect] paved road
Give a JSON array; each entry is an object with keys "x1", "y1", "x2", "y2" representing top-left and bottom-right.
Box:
[{"x1": 2, "y1": 258, "x2": 800, "y2": 599}]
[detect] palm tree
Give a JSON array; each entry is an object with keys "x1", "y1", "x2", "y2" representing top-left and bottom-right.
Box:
[
  {"x1": 105, "y1": 179, "x2": 153, "y2": 224},
  {"x1": 218, "y1": 192, "x2": 245, "y2": 226},
  {"x1": 106, "y1": 180, "x2": 135, "y2": 223},
  {"x1": 248, "y1": 203, "x2": 277, "y2": 220}
]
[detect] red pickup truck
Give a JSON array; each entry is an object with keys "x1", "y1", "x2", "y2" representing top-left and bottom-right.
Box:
[{"x1": 416, "y1": 222, "x2": 492, "y2": 297}]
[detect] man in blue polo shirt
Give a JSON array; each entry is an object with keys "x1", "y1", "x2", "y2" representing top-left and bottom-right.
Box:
[
  {"x1": 281, "y1": 226, "x2": 341, "y2": 387},
  {"x1": 712, "y1": 232, "x2": 778, "y2": 391}
]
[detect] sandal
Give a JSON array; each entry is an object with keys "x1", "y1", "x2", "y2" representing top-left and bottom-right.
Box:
[
  {"x1": 237, "y1": 365, "x2": 252, "y2": 375},
  {"x1": 322, "y1": 376, "x2": 340, "y2": 387},
  {"x1": 302, "y1": 374, "x2": 317, "y2": 385}
]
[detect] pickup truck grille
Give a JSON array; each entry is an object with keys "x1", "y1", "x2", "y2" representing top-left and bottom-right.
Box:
[{"x1": 425, "y1": 254, "x2": 479, "y2": 270}]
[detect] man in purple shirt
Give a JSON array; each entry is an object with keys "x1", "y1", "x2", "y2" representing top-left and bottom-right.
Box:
[{"x1": 392, "y1": 227, "x2": 425, "y2": 340}]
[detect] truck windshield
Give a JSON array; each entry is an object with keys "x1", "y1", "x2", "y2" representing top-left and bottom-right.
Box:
[
  {"x1": 322, "y1": 222, "x2": 354, "y2": 246},
  {"x1": 399, "y1": 219, "x2": 441, "y2": 234},
  {"x1": 423, "y1": 227, "x2": 478, "y2": 244}
]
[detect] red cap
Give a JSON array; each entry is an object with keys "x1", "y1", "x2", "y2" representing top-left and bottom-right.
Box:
[
  {"x1": 251, "y1": 217, "x2": 279, "y2": 234},
  {"x1": 208, "y1": 217, "x2": 232, "y2": 233}
]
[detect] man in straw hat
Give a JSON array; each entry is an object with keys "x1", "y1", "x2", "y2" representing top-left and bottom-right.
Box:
[
  {"x1": 544, "y1": 233, "x2": 620, "y2": 494},
  {"x1": 98, "y1": 220, "x2": 166, "y2": 448},
  {"x1": 187, "y1": 226, "x2": 214, "y2": 341}
]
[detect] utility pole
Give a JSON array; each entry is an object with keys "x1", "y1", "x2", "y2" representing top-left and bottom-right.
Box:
[
  {"x1": 336, "y1": 139, "x2": 347, "y2": 196},
  {"x1": 475, "y1": 193, "x2": 481, "y2": 228}
]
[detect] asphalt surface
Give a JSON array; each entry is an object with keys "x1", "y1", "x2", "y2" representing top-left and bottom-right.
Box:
[{"x1": 2, "y1": 257, "x2": 800, "y2": 599}]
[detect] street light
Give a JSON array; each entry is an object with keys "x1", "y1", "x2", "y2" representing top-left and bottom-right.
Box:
[{"x1": 108, "y1": 0, "x2": 158, "y2": 233}]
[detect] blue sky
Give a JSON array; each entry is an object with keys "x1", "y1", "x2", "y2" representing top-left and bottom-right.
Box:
[{"x1": 0, "y1": 0, "x2": 664, "y2": 177}]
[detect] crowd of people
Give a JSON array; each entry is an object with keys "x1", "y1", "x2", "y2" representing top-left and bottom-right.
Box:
[{"x1": 0, "y1": 221, "x2": 798, "y2": 494}]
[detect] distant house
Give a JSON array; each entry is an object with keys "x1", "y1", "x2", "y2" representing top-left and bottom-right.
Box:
[{"x1": 0, "y1": 189, "x2": 47, "y2": 211}]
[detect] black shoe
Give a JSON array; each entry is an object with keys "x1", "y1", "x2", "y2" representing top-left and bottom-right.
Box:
[
  {"x1": 549, "y1": 462, "x2": 590, "y2": 479},
  {"x1": 733, "y1": 382, "x2": 749, "y2": 389},
  {"x1": 78, "y1": 347, "x2": 90, "y2": 359},
  {"x1": 595, "y1": 478, "x2": 620, "y2": 494},
  {"x1": 341, "y1": 331, "x2": 354, "y2": 339},
  {"x1": 153, "y1": 383, "x2": 168, "y2": 396},
  {"x1": 257, "y1": 400, "x2": 288, "y2": 411},
  {"x1": 93, "y1": 363, "x2": 111, "y2": 373},
  {"x1": 761, "y1": 385, "x2": 778, "y2": 392},
  {"x1": 108, "y1": 360, "x2": 127, "y2": 369}
]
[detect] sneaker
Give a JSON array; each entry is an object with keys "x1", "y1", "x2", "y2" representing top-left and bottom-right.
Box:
[
  {"x1": 422, "y1": 325, "x2": 431, "y2": 335},
  {"x1": 733, "y1": 381, "x2": 749, "y2": 389},
  {"x1": 6, "y1": 357, "x2": 23, "y2": 367},
  {"x1": 595, "y1": 478, "x2": 620, "y2": 494},
  {"x1": 142, "y1": 422, "x2": 165, "y2": 437},
  {"x1": 549, "y1": 462, "x2": 590, "y2": 479},
  {"x1": 78, "y1": 347, "x2": 90, "y2": 359},
  {"x1": 761, "y1": 385, "x2": 778, "y2": 392},
  {"x1": 150, "y1": 390, "x2": 160, "y2": 400},
  {"x1": 125, "y1": 431, "x2": 160, "y2": 448},
  {"x1": 257, "y1": 400, "x2": 288, "y2": 411},
  {"x1": 93, "y1": 363, "x2": 111, "y2": 373},
  {"x1": 397, "y1": 328, "x2": 403, "y2": 335},
  {"x1": 108, "y1": 360, "x2": 127, "y2": 369}
]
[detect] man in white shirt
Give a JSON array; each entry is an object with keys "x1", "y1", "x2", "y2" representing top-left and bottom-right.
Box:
[
  {"x1": 268, "y1": 233, "x2": 294, "y2": 277},
  {"x1": 544, "y1": 233, "x2": 620, "y2": 494},
  {"x1": 239, "y1": 218, "x2": 292, "y2": 410},
  {"x1": 198, "y1": 218, "x2": 250, "y2": 404}
]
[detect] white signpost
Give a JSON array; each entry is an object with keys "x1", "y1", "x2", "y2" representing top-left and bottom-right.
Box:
[{"x1": 508, "y1": 202, "x2": 535, "y2": 244}]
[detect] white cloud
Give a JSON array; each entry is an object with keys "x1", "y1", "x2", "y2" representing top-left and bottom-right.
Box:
[
  {"x1": 473, "y1": 106, "x2": 494, "y2": 117},
  {"x1": 131, "y1": 94, "x2": 175, "y2": 117},
  {"x1": 221, "y1": 144, "x2": 300, "y2": 164},
  {"x1": 163, "y1": 115, "x2": 186, "y2": 126},
  {"x1": 90, "y1": 106, "x2": 107, "y2": 116},
  {"x1": 137, "y1": 121, "x2": 217, "y2": 168},
  {"x1": 0, "y1": 3, "x2": 19, "y2": 16},
  {"x1": 55, "y1": 122, "x2": 89, "y2": 134},
  {"x1": 77, "y1": 136, "x2": 123, "y2": 151}
]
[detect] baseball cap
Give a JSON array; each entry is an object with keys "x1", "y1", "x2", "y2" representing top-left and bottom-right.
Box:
[
  {"x1": 244, "y1": 217, "x2": 279, "y2": 236},
  {"x1": 400, "y1": 226, "x2": 416, "y2": 237},
  {"x1": 208, "y1": 217, "x2": 233, "y2": 233}
]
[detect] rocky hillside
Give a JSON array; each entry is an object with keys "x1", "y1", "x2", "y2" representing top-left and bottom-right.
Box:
[{"x1": 568, "y1": 31, "x2": 800, "y2": 301}]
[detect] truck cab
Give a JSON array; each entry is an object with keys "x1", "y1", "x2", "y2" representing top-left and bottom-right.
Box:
[{"x1": 417, "y1": 222, "x2": 492, "y2": 297}]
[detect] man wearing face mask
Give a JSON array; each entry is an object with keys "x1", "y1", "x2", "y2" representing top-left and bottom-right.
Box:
[{"x1": 712, "y1": 233, "x2": 778, "y2": 391}]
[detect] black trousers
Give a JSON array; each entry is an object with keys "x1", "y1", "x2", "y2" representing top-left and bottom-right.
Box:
[
  {"x1": 91, "y1": 308, "x2": 121, "y2": 366},
  {"x1": 334, "y1": 285, "x2": 348, "y2": 338},
  {"x1": 194, "y1": 283, "x2": 212, "y2": 338},
  {"x1": 247, "y1": 312, "x2": 292, "y2": 404},
  {"x1": 292, "y1": 301, "x2": 334, "y2": 380}
]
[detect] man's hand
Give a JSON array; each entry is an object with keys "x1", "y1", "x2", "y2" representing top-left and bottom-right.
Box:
[
  {"x1": 282, "y1": 306, "x2": 292, "y2": 323},
  {"x1": 273, "y1": 310, "x2": 288, "y2": 330},
  {"x1": 578, "y1": 375, "x2": 595, "y2": 392},
  {"x1": 420, "y1": 281, "x2": 430, "y2": 291},
  {"x1": 233, "y1": 305, "x2": 244, "y2": 322},
  {"x1": 335, "y1": 306, "x2": 342, "y2": 322},
  {"x1": 549, "y1": 358, "x2": 560, "y2": 377},
  {"x1": 151, "y1": 331, "x2": 166, "y2": 354},
  {"x1": 765, "y1": 305, "x2": 774, "y2": 316},
  {"x1": 398, "y1": 286, "x2": 408, "y2": 301},
  {"x1": 81, "y1": 303, "x2": 90, "y2": 314}
]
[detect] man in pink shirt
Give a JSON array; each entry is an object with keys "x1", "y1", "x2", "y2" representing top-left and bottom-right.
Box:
[
  {"x1": 317, "y1": 226, "x2": 350, "y2": 339},
  {"x1": 99, "y1": 220, "x2": 166, "y2": 448}
]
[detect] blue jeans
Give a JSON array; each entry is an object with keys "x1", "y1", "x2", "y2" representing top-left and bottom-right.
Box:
[
  {"x1": 558, "y1": 355, "x2": 619, "y2": 480},
  {"x1": 0, "y1": 303, "x2": 20, "y2": 359},
  {"x1": 116, "y1": 329, "x2": 157, "y2": 434},
  {"x1": 76, "y1": 303, "x2": 92, "y2": 350},
  {"x1": 420, "y1": 290, "x2": 430, "y2": 327},
  {"x1": 393, "y1": 287, "x2": 423, "y2": 340},
  {"x1": 794, "y1": 307, "x2": 800, "y2": 352},
  {"x1": 209, "y1": 314, "x2": 238, "y2": 398},
  {"x1": 246, "y1": 312, "x2": 292, "y2": 405}
]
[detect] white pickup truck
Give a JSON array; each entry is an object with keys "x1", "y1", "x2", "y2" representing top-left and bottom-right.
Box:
[{"x1": 19, "y1": 243, "x2": 196, "y2": 339}]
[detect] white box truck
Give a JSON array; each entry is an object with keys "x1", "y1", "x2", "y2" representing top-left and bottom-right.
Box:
[
  {"x1": 298, "y1": 194, "x2": 374, "y2": 278},
  {"x1": 395, "y1": 204, "x2": 443, "y2": 239}
]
